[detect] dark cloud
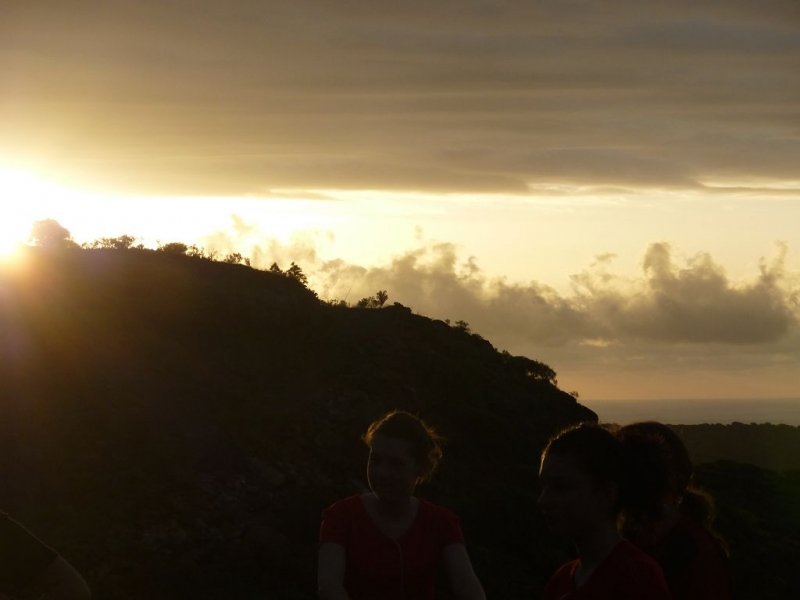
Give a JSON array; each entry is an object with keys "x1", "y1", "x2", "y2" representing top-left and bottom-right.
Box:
[{"x1": 2, "y1": 1, "x2": 798, "y2": 194}]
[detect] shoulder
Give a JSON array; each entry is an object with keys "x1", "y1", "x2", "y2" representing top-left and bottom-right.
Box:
[
  {"x1": 617, "y1": 540, "x2": 663, "y2": 570},
  {"x1": 664, "y1": 517, "x2": 732, "y2": 596},
  {"x1": 320, "y1": 495, "x2": 367, "y2": 544},
  {"x1": 658, "y1": 516, "x2": 727, "y2": 568},
  {"x1": 322, "y1": 494, "x2": 365, "y2": 517},
  {"x1": 544, "y1": 560, "x2": 579, "y2": 599},
  {"x1": 320, "y1": 495, "x2": 366, "y2": 529},
  {"x1": 615, "y1": 542, "x2": 670, "y2": 593},
  {"x1": 417, "y1": 499, "x2": 465, "y2": 544}
]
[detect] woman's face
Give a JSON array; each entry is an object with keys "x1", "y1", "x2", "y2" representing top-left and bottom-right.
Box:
[
  {"x1": 538, "y1": 451, "x2": 616, "y2": 539},
  {"x1": 367, "y1": 434, "x2": 421, "y2": 502}
]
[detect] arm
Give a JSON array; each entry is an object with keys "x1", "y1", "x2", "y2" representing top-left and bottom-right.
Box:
[
  {"x1": 317, "y1": 543, "x2": 350, "y2": 600},
  {"x1": 443, "y1": 544, "x2": 486, "y2": 600},
  {"x1": 35, "y1": 556, "x2": 91, "y2": 600}
]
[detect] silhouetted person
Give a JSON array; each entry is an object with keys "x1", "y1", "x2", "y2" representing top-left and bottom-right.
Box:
[
  {"x1": 538, "y1": 423, "x2": 670, "y2": 599},
  {"x1": 618, "y1": 421, "x2": 732, "y2": 600},
  {"x1": 0, "y1": 511, "x2": 90, "y2": 599},
  {"x1": 318, "y1": 410, "x2": 485, "y2": 600}
]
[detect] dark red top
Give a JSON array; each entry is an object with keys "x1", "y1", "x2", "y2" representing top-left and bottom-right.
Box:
[
  {"x1": 544, "y1": 540, "x2": 671, "y2": 600},
  {"x1": 319, "y1": 494, "x2": 465, "y2": 600},
  {"x1": 646, "y1": 515, "x2": 732, "y2": 600}
]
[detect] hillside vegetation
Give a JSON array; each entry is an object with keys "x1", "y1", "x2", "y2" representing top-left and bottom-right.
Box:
[{"x1": 672, "y1": 423, "x2": 800, "y2": 472}]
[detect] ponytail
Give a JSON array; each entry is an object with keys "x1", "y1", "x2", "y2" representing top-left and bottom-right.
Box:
[
  {"x1": 679, "y1": 486, "x2": 715, "y2": 528},
  {"x1": 617, "y1": 422, "x2": 726, "y2": 549}
]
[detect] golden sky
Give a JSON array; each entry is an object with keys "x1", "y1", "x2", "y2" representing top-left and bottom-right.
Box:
[{"x1": 1, "y1": 1, "x2": 799, "y2": 401}]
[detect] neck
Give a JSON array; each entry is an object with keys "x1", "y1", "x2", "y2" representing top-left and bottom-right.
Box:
[{"x1": 574, "y1": 520, "x2": 622, "y2": 570}]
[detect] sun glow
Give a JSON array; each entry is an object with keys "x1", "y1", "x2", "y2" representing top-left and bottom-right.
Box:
[
  {"x1": 0, "y1": 162, "x2": 351, "y2": 261},
  {"x1": 0, "y1": 162, "x2": 140, "y2": 254},
  {"x1": 0, "y1": 164, "x2": 56, "y2": 257}
]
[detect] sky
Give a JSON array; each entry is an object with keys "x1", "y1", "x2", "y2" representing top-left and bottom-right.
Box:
[{"x1": 1, "y1": 1, "x2": 799, "y2": 402}]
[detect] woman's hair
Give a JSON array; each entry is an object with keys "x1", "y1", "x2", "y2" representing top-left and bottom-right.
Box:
[
  {"x1": 363, "y1": 410, "x2": 444, "y2": 483},
  {"x1": 542, "y1": 422, "x2": 625, "y2": 512},
  {"x1": 617, "y1": 421, "x2": 721, "y2": 543}
]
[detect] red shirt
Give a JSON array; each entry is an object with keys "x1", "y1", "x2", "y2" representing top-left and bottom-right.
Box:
[
  {"x1": 646, "y1": 516, "x2": 732, "y2": 600},
  {"x1": 319, "y1": 494, "x2": 465, "y2": 600},
  {"x1": 544, "y1": 540, "x2": 671, "y2": 600}
]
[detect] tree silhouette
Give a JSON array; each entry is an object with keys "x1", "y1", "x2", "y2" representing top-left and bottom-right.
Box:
[
  {"x1": 356, "y1": 296, "x2": 374, "y2": 308},
  {"x1": 453, "y1": 320, "x2": 471, "y2": 333},
  {"x1": 157, "y1": 242, "x2": 189, "y2": 255},
  {"x1": 84, "y1": 235, "x2": 139, "y2": 250},
  {"x1": 357, "y1": 290, "x2": 389, "y2": 309},
  {"x1": 29, "y1": 219, "x2": 78, "y2": 249},
  {"x1": 286, "y1": 262, "x2": 308, "y2": 286},
  {"x1": 223, "y1": 252, "x2": 244, "y2": 265},
  {"x1": 501, "y1": 350, "x2": 557, "y2": 384}
]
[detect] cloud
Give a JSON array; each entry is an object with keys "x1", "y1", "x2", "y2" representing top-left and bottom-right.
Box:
[
  {"x1": 2, "y1": 1, "x2": 799, "y2": 195},
  {"x1": 312, "y1": 240, "x2": 798, "y2": 347},
  {"x1": 205, "y1": 222, "x2": 799, "y2": 350},
  {"x1": 256, "y1": 190, "x2": 338, "y2": 201},
  {"x1": 320, "y1": 238, "x2": 800, "y2": 398},
  {"x1": 199, "y1": 222, "x2": 800, "y2": 397}
]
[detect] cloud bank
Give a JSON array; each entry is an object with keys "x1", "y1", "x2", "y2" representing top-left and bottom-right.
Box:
[
  {"x1": 312, "y1": 240, "x2": 799, "y2": 348},
  {"x1": 203, "y1": 223, "x2": 799, "y2": 358},
  {"x1": 249, "y1": 234, "x2": 799, "y2": 398},
  {"x1": 3, "y1": 1, "x2": 799, "y2": 195}
]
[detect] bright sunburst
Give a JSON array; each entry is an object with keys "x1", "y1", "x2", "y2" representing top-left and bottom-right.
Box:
[
  {"x1": 0, "y1": 163, "x2": 93, "y2": 257},
  {"x1": 0, "y1": 164, "x2": 51, "y2": 256}
]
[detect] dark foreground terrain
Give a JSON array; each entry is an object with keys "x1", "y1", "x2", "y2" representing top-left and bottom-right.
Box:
[{"x1": 1, "y1": 247, "x2": 797, "y2": 599}]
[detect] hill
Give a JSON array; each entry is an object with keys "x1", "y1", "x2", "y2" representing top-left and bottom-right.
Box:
[
  {"x1": 2, "y1": 247, "x2": 798, "y2": 599},
  {"x1": 671, "y1": 423, "x2": 800, "y2": 472},
  {"x1": 0, "y1": 247, "x2": 592, "y2": 599}
]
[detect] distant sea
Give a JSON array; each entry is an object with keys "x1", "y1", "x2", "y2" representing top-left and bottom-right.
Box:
[{"x1": 582, "y1": 398, "x2": 800, "y2": 426}]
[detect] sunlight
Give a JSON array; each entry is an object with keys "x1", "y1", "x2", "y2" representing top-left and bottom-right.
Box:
[
  {"x1": 0, "y1": 162, "x2": 133, "y2": 252},
  {"x1": 0, "y1": 164, "x2": 53, "y2": 257}
]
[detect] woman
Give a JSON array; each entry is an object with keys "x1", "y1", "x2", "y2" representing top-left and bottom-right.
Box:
[
  {"x1": 617, "y1": 421, "x2": 732, "y2": 600},
  {"x1": 318, "y1": 410, "x2": 485, "y2": 600},
  {"x1": 538, "y1": 423, "x2": 670, "y2": 599}
]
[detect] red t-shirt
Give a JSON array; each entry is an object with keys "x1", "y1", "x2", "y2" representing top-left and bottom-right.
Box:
[
  {"x1": 319, "y1": 494, "x2": 465, "y2": 600},
  {"x1": 646, "y1": 515, "x2": 732, "y2": 600},
  {"x1": 544, "y1": 540, "x2": 671, "y2": 600}
]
